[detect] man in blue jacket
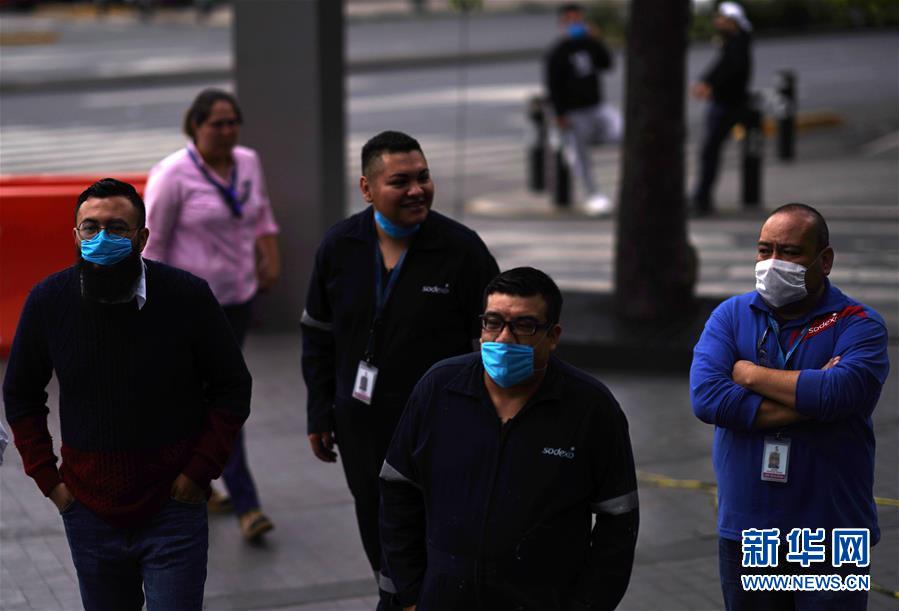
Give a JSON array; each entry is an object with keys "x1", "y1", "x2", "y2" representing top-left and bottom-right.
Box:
[
  {"x1": 691, "y1": 203, "x2": 889, "y2": 610},
  {"x1": 380, "y1": 267, "x2": 638, "y2": 610}
]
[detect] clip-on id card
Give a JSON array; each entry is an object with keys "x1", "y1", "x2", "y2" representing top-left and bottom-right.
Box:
[
  {"x1": 352, "y1": 361, "x2": 378, "y2": 405},
  {"x1": 761, "y1": 436, "x2": 790, "y2": 483}
]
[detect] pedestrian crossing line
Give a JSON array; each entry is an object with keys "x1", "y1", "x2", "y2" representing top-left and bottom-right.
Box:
[
  {"x1": 478, "y1": 230, "x2": 738, "y2": 248},
  {"x1": 1, "y1": 154, "x2": 164, "y2": 174},
  {"x1": 2, "y1": 140, "x2": 181, "y2": 165},
  {"x1": 0, "y1": 133, "x2": 181, "y2": 157},
  {"x1": 1, "y1": 126, "x2": 178, "y2": 144},
  {"x1": 1, "y1": 126, "x2": 618, "y2": 179}
]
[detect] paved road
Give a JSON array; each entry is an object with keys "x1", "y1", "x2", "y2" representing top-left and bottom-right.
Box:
[
  {"x1": 1, "y1": 13, "x2": 898, "y2": 609},
  {"x1": 2, "y1": 22, "x2": 897, "y2": 315}
]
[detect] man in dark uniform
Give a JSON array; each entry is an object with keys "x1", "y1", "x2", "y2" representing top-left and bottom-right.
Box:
[
  {"x1": 300, "y1": 131, "x2": 499, "y2": 608},
  {"x1": 545, "y1": 2, "x2": 619, "y2": 216},
  {"x1": 380, "y1": 267, "x2": 638, "y2": 610},
  {"x1": 691, "y1": 1, "x2": 753, "y2": 216}
]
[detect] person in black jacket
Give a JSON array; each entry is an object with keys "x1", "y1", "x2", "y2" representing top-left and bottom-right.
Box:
[
  {"x1": 691, "y1": 1, "x2": 754, "y2": 216},
  {"x1": 301, "y1": 131, "x2": 499, "y2": 610},
  {"x1": 545, "y1": 3, "x2": 620, "y2": 216},
  {"x1": 380, "y1": 267, "x2": 639, "y2": 611}
]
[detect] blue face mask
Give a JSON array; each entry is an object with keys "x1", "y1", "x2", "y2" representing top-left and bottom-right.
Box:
[
  {"x1": 80, "y1": 230, "x2": 134, "y2": 266},
  {"x1": 481, "y1": 342, "x2": 537, "y2": 388},
  {"x1": 567, "y1": 22, "x2": 588, "y2": 38},
  {"x1": 374, "y1": 209, "x2": 420, "y2": 238}
]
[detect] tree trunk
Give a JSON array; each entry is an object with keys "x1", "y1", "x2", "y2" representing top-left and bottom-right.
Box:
[{"x1": 615, "y1": 0, "x2": 697, "y2": 321}]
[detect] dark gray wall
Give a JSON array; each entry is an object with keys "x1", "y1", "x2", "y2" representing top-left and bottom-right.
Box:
[{"x1": 233, "y1": 0, "x2": 345, "y2": 329}]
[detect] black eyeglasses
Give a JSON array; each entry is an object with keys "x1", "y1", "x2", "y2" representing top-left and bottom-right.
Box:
[
  {"x1": 479, "y1": 314, "x2": 551, "y2": 337},
  {"x1": 76, "y1": 221, "x2": 139, "y2": 239}
]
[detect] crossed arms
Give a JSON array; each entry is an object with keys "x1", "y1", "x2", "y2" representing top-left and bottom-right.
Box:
[{"x1": 690, "y1": 302, "x2": 889, "y2": 432}]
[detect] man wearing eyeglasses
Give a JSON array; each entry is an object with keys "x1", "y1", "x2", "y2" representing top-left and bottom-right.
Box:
[
  {"x1": 3, "y1": 178, "x2": 251, "y2": 610},
  {"x1": 690, "y1": 203, "x2": 889, "y2": 609},
  {"x1": 379, "y1": 267, "x2": 638, "y2": 611}
]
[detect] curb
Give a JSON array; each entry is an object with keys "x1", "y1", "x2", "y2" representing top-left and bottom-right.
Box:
[
  {"x1": 0, "y1": 45, "x2": 545, "y2": 94},
  {"x1": 0, "y1": 68, "x2": 235, "y2": 94}
]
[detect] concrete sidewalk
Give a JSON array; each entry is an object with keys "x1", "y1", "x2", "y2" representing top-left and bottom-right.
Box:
[
  {"x1": 2, "y1": 126, "x2": 898, "y2": 607},
  {"x1": 2, "y1": 336, "x2": 896, "y2": 610},
  {"x1": 462, "y1": 126, "x2": 899, "y2": 347}
]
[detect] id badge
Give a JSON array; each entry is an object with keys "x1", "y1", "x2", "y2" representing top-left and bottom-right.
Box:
[
  {"x1": 352, "y1": 361, "x2": 378, "y2": 405},
  {"x1": 761, "y1": 436, "x2": 790, "y2": 483}
]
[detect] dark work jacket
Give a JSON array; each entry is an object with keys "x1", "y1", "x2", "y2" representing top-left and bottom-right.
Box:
[
  {"x1": 380, "y1": 353, "x2": 639, "y2": 610},
  {"x1": 702, "y1": 29, "x2": 752, "y2": 107},
  {"x1": 545, "y1": 34, "x2": 613, "y2": 116},
  {"x1": 301, "y1": 207, "x2": 498, "y2": 435}
]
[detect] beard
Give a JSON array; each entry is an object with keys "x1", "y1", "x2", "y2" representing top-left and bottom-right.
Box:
[{"x1": 78, "y1": 250, "x2": 142, "y2": 304}]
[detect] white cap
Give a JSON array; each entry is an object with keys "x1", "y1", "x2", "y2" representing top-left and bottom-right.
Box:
[{"x1": 718, "y1": 1, "x2": 752, "y2": 32}]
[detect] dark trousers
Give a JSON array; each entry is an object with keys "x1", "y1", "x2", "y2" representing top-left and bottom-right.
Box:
[
  {"x1": 221, "y1": 300, "x2": 261, "y2": 516},
  {"x1": 694, "y1": 101, "x2": 745, "y2": 209},
  {"x1": 334, "y1": 404, "x2": 396, "y2": 571},
  {"x1": 62, "y1": 498, "x2": 208, "y2": 611},
  {"x1": 333, "y1": 401, "x2": 406, "y2": 611},
  {"x1": 719, "y1": 537, "x2": 869, "y2": 611}
]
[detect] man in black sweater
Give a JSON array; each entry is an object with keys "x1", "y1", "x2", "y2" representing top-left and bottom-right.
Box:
[
  {"x1": 545, "y1": 2, "x2": 620, "y2": 216},
  {"x1": 2, "y1": 178, "x2": 251, "y2": 611},
  {"x1": 691, "y1": 1, "x2": 754, "y2": 216}
]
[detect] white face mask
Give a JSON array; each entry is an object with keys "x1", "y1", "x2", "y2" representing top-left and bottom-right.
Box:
[{"x1": 755, "y1": 258, "x2": 808, "y2": 308}]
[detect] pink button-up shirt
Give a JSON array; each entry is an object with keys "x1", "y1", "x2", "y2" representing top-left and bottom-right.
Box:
[{"x1": 144, "y1": 142, "x2": 279, "y2": 306}]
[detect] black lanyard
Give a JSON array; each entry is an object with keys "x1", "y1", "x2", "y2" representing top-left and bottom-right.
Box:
[
  {"x1": 186, "y1": 148, "x2": 244, "y2": 218},
  {"x1": 363, "y1": 246, "x2": 407, "y2": 363}
]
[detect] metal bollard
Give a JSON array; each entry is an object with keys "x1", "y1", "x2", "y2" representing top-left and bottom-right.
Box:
[
  {"x1": 777, "y1": 70, "x2": 796, "y2": 161},
  {"x1": 526, "y1": 96, "x2": 546, "y2": 193},
  {"x1": 741, "y1": 93, "x2": 763, "y2": 208},
  {"x1": 551, "y1": 127, "x2": 571, "y2": 207}
]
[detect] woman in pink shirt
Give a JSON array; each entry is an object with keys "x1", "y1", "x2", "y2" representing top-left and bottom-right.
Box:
[{"x1": 144, "y1": 88, "x2": 280, "y2": 542}]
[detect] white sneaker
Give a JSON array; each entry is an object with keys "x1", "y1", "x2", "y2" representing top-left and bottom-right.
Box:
[{"x1": 583, "y1": 192, "x2": 613, "y2": 217}]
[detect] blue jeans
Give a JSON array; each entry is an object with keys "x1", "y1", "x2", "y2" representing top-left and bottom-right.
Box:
[
  {"x1": 61, "y1": 498, "x2": 208, "y2": 611},
  {"x1": 221, "y1": 300, "x2": 262, "y2": 516},
  {"x1": 719, "y1": 537, "x2": 868, "y2": 611}
]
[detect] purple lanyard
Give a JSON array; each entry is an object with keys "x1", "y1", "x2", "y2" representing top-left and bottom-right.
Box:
[{"x1": 186, "y1": 148, "x2": 244, "y2": 218}]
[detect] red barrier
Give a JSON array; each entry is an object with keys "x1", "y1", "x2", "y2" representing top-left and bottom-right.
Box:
[{"x1": 0, "y1": 176, "x2": 148, "y2": 357}]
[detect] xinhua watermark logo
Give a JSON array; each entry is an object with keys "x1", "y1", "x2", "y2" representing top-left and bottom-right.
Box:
[{"x1": 739, "y1": 528, "x2": 870, "y2": 592}]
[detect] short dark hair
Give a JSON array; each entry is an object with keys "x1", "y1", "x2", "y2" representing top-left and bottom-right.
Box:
[
  {"x1": 558, "y1": 3, "x2": 585, "y2": 16},
  {"x1": 183, "y1": 88, "x2": 242, "y2": 140},
  {"x1": 75, "y1": 178, "x2": 146, "y2": 228},
  {"x1": 361, "y1": 130, "x2": 423, "y2": 178},
  {"x1": 483, "y1": 267, "x2": 563, "y2": 325},
  {"x1": 769, "y1": 202, "x2": 830, "y2": 251}
]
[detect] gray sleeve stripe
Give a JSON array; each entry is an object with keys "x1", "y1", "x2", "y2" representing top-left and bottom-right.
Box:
[
  {"x1": 592, "y1": 490, "x2": 639, "y2": 515},
  {"x1": 379, "y1": 460, "x2": 421, "y2": 490},
  {"x1": 301, "y1": 309, "x2": 332, "y2": 331},
  {"x1": 378, "y1": 572, "x2": 397, "y2": 594}
]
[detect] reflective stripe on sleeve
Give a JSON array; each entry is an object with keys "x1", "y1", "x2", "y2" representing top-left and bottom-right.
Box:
[
  {"x1": 591, "y1": 490, "x2": 638, "y2": 515},
  {"x1": 378, "y1": 571, "x2": 397, "y2": 593},
  {"x1": 301, "y1": 309, "x2": 332, "y2": 331},
  {"x1": 379, "y1": 460, "x2": 421, "y2": 490}
]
